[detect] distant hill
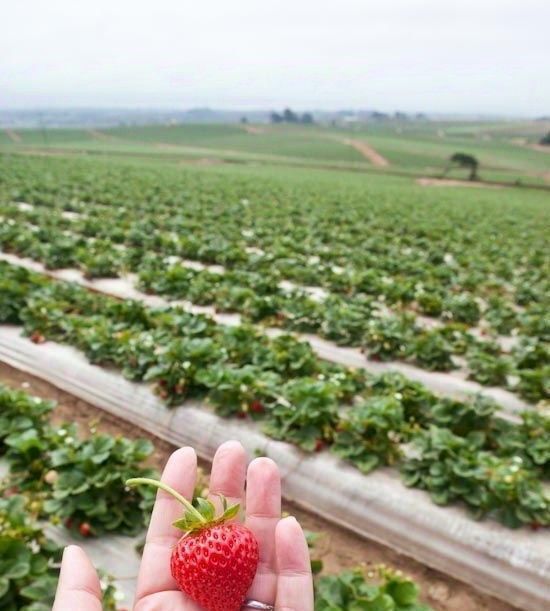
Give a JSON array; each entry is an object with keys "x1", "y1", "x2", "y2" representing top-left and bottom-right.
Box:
[
  {"x1": 0, "y1": 107, "x2": 537, "y2": 129},
  {"x1": 0, "y1": 108, "x2": 271, "y2": 129}
]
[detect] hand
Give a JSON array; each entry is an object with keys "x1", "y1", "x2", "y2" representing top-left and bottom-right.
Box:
[{"x1": 53, "y1": 441, "x2": 314, "y2": 610}]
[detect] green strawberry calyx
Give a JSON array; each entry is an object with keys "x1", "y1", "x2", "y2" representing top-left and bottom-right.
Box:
[{"x1": 126, "y1": 477, "x2": 240, "y2": 534}]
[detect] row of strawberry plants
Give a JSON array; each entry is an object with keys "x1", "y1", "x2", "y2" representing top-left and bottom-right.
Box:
[
  {"x1": 1, "y1": 262, "x2": 548, "y2": 527},
  {"x1": 0, "y1": 154, "x2": 546, "y2": 343},
  {"x1": 314, "y1": 565, "x2": 432, "y2": 610},
  {"x1": 0, "y1": 384, "x2": 157, "y2": 536},
  {"x1": 0, "y1": 384, "x2": 149, "y2": 608},
  {"x1": 0, "y1": 494, "x2": 119, "y2": 610},
  {"x1": 0, "y1": 213, "x2": 547, "y2": 402}
]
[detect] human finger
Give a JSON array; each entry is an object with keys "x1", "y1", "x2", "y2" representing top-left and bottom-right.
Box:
[
  {"x1": 207, "y1": 440, "x2": 247, "y2": 516},
  {"x1": 135, "y1": 446, "x2": 197, "y2": 602},
  {"x1": 274, "y1": 516, "x2": 314, "y2": 611},
  {"x1": 52, "y1": 545, "x2": 102, "y2": 611},
  {"x1": 245, "y1": 457, "x2": 281, "y2": 604}
]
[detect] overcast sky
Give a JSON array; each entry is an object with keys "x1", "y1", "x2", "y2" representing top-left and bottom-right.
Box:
[{"x1": 1, "y1": 0, "x2": 549, "y2": 116}]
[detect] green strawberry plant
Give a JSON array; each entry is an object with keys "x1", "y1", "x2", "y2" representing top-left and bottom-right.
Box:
[
  {"x1": 314, "y1": 566, "x2": 433, "y2": 610},
  {"x1": 411, "y1": 331, "x2": 455, "y2": 371},
  {"x1": 144, "y1": 337, "x2": 226, "y2": 404},
  {"x1": 401, "y1": 426, "x2": 550, "y2": 527},
  {"x1": 427, "y1": 395, "x2": 496, "y2": 438},
  {"x1": 0, "y1": 495, "x2": 119, "y2": 610},
  {"x1": 484, "y1": 297, "x2": 518, "y2": 335},
  {"x1": 364, "y1": 373, "x2": 439, "y2": 428},
  {"x1": 320, "y1": 295, "x2": 373, "y2": 346},
  {"x1": 363, "y1": 315, "x2": 417, "y2": 361},
  {"x1": 332, "y1": 397, "x2": 405, "y2": 473},
  {"x1": 467, "y1": 347, "x2": 510, "y2": 387},
  {"x1": 263, "y1": 378, "x2": 340, "y2": 451},
  {"x1": 5, "y1": 422, "x2": 158, "y2": 535},
  {"x1": 42, "y1": 430, "x2": 157, "y2": 535},
  {"x1": 488, "y1": 410, "x2": 550, "y2": 477},
  {"x1": 415, "y1": 290, "x2": 444, "y2": 317},
  {"x1": 1, "y1": 384, "x2": 158, "y2": 536},
  {"x1": 512, "y1": 337, "x2": 549, "y2": 370},
  {"x1": 443, "y1": 294, "x2": 481, "y2": 325},
  {"x1": 0, "y1": 385, "x2": 53, "y2": 455},
  {"x1": 0, "y1": 494, "x2": 62, "y2": 611},
  {"x1": 196, "y1": 364, "x2": 281, "y2": 417},
  {"x1": 515, "y1": 367, "x2": 549, "y2": 403}
]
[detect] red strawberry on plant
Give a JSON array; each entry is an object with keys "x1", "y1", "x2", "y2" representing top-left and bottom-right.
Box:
[
  {"x1": 249, "y1": 400, "x2": 264, "y2": 414},
  {"x1": 30, "y1": 331, "x2": 45, "y2": 344},
  {"x1": 79, "y1": 522, "x2": 92, "y2": 537},
  {"x1": 127, "y1": 477, "x2": 259, "y2": 611}
]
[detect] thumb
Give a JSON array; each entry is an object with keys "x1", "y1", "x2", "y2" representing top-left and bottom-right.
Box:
[{"x1": 52, "y1": 545, "x2": 103, "y2": 611}]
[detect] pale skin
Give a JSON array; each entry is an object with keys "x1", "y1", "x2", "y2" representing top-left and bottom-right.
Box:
[{"x1": 52, "y1": 440, "x2": 314, "y2": 611}]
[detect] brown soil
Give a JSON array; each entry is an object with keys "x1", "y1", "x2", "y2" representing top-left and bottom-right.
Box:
[
  {"x1": 342, "y1": 139, "x2": 389, "y2": 167},
  {"x1": 4, "y1": 129, "x2": 22, "y2": 143},
  {"x1": 0, "y1": 361, "x2": 518, "y2": 611},
  {"x1": 528, "y1": 144, "x2": 550, "y2": 153},
  {"x1": 243, "y1": 125, "x2": 266, "y2": 135},
  {"x1": 18, "y1": 148, "x2": 79, "y2": 158},
  {"x1": 88, "y1": 129, "x2": 119, "y2": 142},
  {"x1": 179, "y1": 157, "x2": 225, "y2": 166},
  {"x1": 416, "y1": 177, "x2": 502, "y2": 189}
]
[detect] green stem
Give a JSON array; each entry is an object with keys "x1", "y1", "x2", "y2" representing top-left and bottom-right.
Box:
[{"x1": 126, "y1": 477, "x2": 206, "y2": 524}]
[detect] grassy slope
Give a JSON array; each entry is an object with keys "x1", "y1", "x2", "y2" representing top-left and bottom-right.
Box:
[
  {"x1": 108, "y1": 124, "x2": 366, "y2": 163},
  {"x1": 345, "y1": 122, "x2": 550, "y2": 182},
  {"x1": 1, "y1": 120, "x2": 548, "y2": 185}
]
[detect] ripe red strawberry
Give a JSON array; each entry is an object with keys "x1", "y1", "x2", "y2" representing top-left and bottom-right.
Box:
[
  {"x1": 127, "y1": 477, "x2": 259, "y2": 611},
  {"x1": 79, "y1": 522, "x2": 92, "y2": 537},
  {"x1": 249, "y1": 400, "x2": 264, "y2": 414},
  {"x1": 30, "y1": 331, "x2": 46, "y2": 344}
]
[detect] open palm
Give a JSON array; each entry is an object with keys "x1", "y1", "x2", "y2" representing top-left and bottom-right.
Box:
[{"x1": 53, "y1": 441, "x2": 314, "y2": 611}]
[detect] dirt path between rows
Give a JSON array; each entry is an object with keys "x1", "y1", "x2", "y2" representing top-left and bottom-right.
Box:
[
  {"x1": 0, "y1": 361, "x2": 518, "y2": 611},
  {"x1": 342, "y1": 138, "x2": 390, "y2": 167},
  {"x1": 4, "y1": 128, "x2": 22, "y2": 143},
  {"x1": 243, "y1": 125, "x2": 267, "y2": 135},
  {"x1": 528, "y1": 144, "x2": 550, "y2": 153},
  {"x1": 416, "y1": 177, "x2": 502, "y2": 189}
]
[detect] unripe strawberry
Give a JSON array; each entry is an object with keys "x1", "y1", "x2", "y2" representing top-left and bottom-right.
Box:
[
  {"x1": 127, "y1": 477, "x2": 259, "y2": 611},
  {"x1": 44, "y1": 469, "x2": 59, "y2": 484}
]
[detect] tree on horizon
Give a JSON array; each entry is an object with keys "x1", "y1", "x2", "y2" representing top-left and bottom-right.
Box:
[{"x1": 443, "y1": 152, "x2": 480, "y2": 181}]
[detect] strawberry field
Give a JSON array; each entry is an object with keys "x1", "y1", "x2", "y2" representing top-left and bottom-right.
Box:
[
  {"x1": 0, "y1": 151, "x2": 548, "y2": 609},
  {"x1": 0, "y1": 155, "x2": 547, "y2": 401}
]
